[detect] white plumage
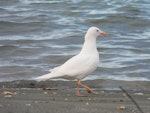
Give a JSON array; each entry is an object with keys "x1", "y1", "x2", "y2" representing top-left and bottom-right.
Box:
[{"x1": 35, "y1": 26, "x2": 108, "y2": 96}]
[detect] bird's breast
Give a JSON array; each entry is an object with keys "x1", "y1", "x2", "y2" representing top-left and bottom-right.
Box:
[
  {"x1": 74, "y1": 53, "x2": 99, "y2": 79},
  {"x1": 80, "y1": 52, "x2": 99, "y2": 73}
]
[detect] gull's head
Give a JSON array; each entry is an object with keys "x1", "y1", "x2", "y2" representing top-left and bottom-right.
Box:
[{"x1": 86, "y1": 27, "x2": 108, "y2": 38}]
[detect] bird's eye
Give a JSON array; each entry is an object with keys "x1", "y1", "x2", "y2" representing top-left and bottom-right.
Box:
[{"x1": 96, "y1": 30, "x2": 99, "y2": 32}]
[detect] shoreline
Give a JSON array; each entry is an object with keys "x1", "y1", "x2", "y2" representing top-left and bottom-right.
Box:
[
  {"x1": 0, "y1": 79, "x2": 150, "y2": 113},
  {"x1": 0, "y1": 79, "x2": 150, "y2": 91}
]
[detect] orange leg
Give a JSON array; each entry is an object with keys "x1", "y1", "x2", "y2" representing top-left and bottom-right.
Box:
[
  {"x1": 76, "y1": 82, "x2": 83, "y2": 96},
  {"x1": 76, "y1": 79, "x2": 97, "y2": 96}
]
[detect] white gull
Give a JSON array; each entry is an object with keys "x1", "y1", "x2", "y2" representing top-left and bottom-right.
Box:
[{"x1": 35, "y1": 27, "x2": 108, "y2": 96}]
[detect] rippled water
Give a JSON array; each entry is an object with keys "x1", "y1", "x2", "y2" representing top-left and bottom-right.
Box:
[{"x1": 0, "y1": 0, "x2": 150, "y2": 82}]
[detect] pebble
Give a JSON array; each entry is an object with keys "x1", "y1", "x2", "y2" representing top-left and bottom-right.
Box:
[
  {"x1": 25, "y1": 104, "x2": 31, "y2": 106},
  {"x1": 53, "y1": 92, "x2": 57, "y2": 95},
  {"x1": 134, "y1": 93, "x2": 144, "y2": 95},
  {"x1": 4, "y1": 95, "x2": 12, "y2": 98},
  {"x1": 2, "y1": 91, "x2": 17, "y2": 95},
  {"x1": 86, "y1": 102, "x2": 89, "y2": 106},
  {"x1": 64, "y1": 98, "x2": 68, "y2": 101},
  {"x1": 116, "y1": 105, "x2": 126, "y2": 110},
  {"x1": 43, "y1": 91, "x2": 48, "y2": 94}
]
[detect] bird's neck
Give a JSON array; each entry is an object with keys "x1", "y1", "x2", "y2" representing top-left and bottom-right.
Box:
[{"x1": 80, "y1": 35, "x2": 97, "y2": 54}]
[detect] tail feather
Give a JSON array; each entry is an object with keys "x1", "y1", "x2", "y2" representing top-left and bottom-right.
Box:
[{"x1": 34, "y1": 73, "x2": 56, "y2": 82}]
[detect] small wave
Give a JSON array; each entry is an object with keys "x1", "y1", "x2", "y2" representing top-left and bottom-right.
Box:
[
  {"x1": 106, "y1": 75, "x2": 150, "y2": 81},
  {"x1": 20, "y1": 0, "x2": 64, "y2": 4},
  {"x1": 83, "y1": 73, "x2": 150, "y2": 81},
  {"x1": 0, "y1": 45, "x2": 18, "y2": 49},
  {"x1": 0, "y1": 20, "x2": 42, "y2": 25}
]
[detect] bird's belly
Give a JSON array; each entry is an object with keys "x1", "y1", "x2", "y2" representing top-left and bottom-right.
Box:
[
  {"x1": 75, "y1": 56, "x2": 99, "y2": 79},
  {"x1": 76, "y1": 63, "x2": 98, "y2": 79}
]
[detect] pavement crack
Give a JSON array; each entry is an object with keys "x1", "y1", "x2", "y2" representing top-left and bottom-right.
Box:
[{"x1": 119, "y1": 86, "x2": 144, "y2": 113}]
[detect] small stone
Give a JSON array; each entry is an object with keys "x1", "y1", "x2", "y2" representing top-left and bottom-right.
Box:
[
  {"x1": 123, "y1": 93, "x2": 126, "y2": 97},
  {"x1": 43, "y1": 87, "x2": 58, "y2": 90},
  {"x1": 64, "y1": 98, "x2": 68, "y2": 101},
  {"x1": 120, "y1": 99, "x2": 123, "y2": 102},
  {"x1": 86, "y1": 102, "x2": 89, "y2": 106},
  {"x1": 53, "y1": 92, "x2": 57, "y2": 95},
  {"x1": 4, "y1": 95, "x2": 12, "y2": 98},
  {"x1": 101, "y1": 91, "x2": 105, "y2": 93},
  {"x1": 116, "y1": 105, "x2": 126, "y2": 110},
  {"x1": 134, "y1": 93, "x2": 143, "y2": 95},
  {"x1": 22, "y1": 93, "x2": 26, "y2": 95},
  {"x1": 44, "y1": 92, "x2": 48, "y2": 94},
  {"x1": 25, "y1": 104, "x2": 31, "y2": 106},
  {"x1": 2, "y1": 91, "x2": 17, "y2": 95}
]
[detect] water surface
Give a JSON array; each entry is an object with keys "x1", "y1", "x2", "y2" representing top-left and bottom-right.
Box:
[{"x1": 0, "y1": 0, "x2": 150, "y2": 82}]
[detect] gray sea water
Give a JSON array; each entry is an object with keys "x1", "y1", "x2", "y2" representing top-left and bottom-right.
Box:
[{"x1": 0, "y1": 0, "x2": 150, "y2": 82}]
